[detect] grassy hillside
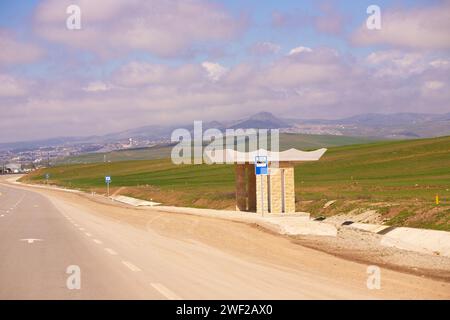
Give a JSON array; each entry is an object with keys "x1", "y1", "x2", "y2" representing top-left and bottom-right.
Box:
[
  {"x1": 57, "y1": 144, "x2": 173, "y2": 164},
  {"x1": 57, "y1": 133, "x2": 378, "y2": 164},
  {"x1": 23, "y1": 136, "x2": 450, "y2": 230}
]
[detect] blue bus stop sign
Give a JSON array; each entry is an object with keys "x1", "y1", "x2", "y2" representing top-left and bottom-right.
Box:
[
  {"x1": 105, "y1": 176, "x2": 111, "y2": 183},
  {"x1": 255, "y1": 156, "x2": 268, "y2": 175}
]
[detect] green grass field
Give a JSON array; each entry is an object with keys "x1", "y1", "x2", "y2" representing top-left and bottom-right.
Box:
[{"x1": 23, "y1": 135, "x2": 450, "y2": 230}]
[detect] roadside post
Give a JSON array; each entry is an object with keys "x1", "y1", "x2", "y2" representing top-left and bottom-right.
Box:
[
  {"x1": 45, "y1": 173, "x2": 49, "y2": 184},
  {"x1": 255, "y1": 156, "x2": 268, "y2": 217},
  {"x1": 436, "y1": 194, "x2": 439, "y2": 205},
  {"x1": 105, "y1": 176, "x2": 111, "y2": 197}
]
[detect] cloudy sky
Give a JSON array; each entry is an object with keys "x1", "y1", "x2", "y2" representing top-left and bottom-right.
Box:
[{"x1": 0, "y1": 0, "x2": 449, "y2": 142}]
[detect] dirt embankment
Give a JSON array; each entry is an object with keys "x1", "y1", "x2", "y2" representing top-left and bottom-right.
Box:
[{"x1": 298, "y1": 199, "x2": 450, "y2": 231}]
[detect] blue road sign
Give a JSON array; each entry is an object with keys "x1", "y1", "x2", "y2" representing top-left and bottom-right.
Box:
[
  {"x1": 255, "y1": 156, "x2": 268, "y2": 175},
  {"x1": 105, "y1": 176, "x2": 111, "y2": 183},
  {"x1": 45, "y1": 173, "x2": 50, "y2": 179}
]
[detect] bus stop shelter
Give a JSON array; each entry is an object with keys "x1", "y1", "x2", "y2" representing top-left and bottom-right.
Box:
[{"x1": 205, "y1": 148, "x2": 327, "y2": 214}]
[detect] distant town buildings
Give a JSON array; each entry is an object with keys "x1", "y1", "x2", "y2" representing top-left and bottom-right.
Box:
[{"x1": 0, "y1": 137, "x2": 169, "y2": 169}]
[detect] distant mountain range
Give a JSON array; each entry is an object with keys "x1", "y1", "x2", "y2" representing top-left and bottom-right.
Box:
[
  {"x1": 101, "y1": 111, "x2": 450, "y2": 141},
  {"x1": 1, "y1": 111, "x2": 450, "y2": 152}
]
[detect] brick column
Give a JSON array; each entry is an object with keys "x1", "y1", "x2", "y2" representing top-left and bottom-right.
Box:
[
  {"x1": 283, "y1": 166, "x2": 296, "y2": 213},
  {"x1": 247, "y1": 163, "x2": 256, "y2": 212},
  {"x1": 235, "y1": 164, "x2": 247, "y2": 211},
  {"x1": 268, "y1": 168, "x2": 282, "y2": 214}
]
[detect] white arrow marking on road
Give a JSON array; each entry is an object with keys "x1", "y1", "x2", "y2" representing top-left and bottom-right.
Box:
[{"x1": 20, "y1": 238, "x2": 43, "y2": 244}]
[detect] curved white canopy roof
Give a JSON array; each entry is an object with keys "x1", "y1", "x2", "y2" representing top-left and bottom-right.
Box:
[{"x1": 204, "y1": 148, "x2": 327, "y2": 164}]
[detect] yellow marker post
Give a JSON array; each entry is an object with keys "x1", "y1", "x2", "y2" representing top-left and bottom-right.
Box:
[{"x1": 435, "y1": 194, "x2": 439, "y2": 205}]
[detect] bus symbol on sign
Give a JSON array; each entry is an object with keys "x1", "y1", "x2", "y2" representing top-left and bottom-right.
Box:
[
  {"x1": 255, "y1": 156, "x2": 268, "y2": 175},
  {"x1": 105, "y1": 176, "x2": 111, "y2": 183}
]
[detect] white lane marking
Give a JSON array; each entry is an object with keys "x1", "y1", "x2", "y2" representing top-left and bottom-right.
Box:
[
  {"x1": 9, "y1": 195, "x2": 25, "y2": 211},
  {"x1": 0, "y1": 214, "x2": 4, "y2": 217},
  {"x1": 92, "y1": 239, "x2": 102, "y2": 244},
  {"x1": 74, "y1": 224, "x2": 79, "y2": 227},
  {"x1": 79, "y1": 227, "x2": 85, "y2": 231},
  {"x1": 104, "y1": 248, "x2": 118, "y2": 255},
  {"x1": 121, "y1": 261, "x2": 141, "y2": 272},
  {"x1": 20, "y1": 238, "x2": 43, "y2": 244},
  {"x1": 150, "y1": 283, "x2": 182, "y2": 300},
  {"x1": 85, "y1": 232, "x2": 92, "y2": 237},
  {"x1": 33, "y1": 205, "x2": 38, "y2": 208}
]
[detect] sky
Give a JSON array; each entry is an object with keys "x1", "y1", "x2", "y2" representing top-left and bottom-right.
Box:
[{"x1": 0, "y1": 0, "x2": 449, "y2": 143}]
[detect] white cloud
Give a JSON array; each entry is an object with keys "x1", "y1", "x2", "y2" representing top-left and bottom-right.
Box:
[
  {"x1": 429, "y1": 59, "x2": 450, "y2": 69},
  {"x1": 113, "y1": 61, "x2": 203, "y2": 87},
  {"x1": 33, "y1": 0, "x2": 244, "y2": 58},
  {"x1": 83, "y1": 81, "x2": 112, "y2": 92},
  {"x1": 424, "y1": 81, "x2": 445, "y2": 91},
  {"x1": 366, "y1": 50, "x2": 428, "y2": 78},
  {"x1": 202, "y1": 62, "x2": 228, "y2": 81},
  {"x1": 0, "y1": 74, "x2": 27, "y2": 97},
  {"x1": 421, "y1": 80, "x2": 449, "y2": 100},
  {"x1": 0, "y1": 30, "x2": 44, "y2": 66},
  {"x1": 288, "y1": 46, "x2": 312, "y2": 56},
  {"x1": 352, "y1": 1, "x2": 450, "y2": 49},
  {"x1": 250, "y1": 42, "x2": 281, "y2": 55}
]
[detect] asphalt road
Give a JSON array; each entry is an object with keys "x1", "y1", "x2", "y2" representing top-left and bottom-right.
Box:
[{"x1": 0, "y1": 176, "x2": 449, "y2": 299}]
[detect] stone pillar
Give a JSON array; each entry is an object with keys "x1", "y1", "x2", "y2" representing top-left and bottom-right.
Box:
[
  {"x1": 283, "y1": 165, "x2": 296, "y2": 213},
  {"x1": 256, "y1": 174, "x2": 269, "y2": 214},
  {"x1": 247, "y1": 163, "x2": 256, "y2": 212},
  {"x1": 268, "y1": 168, "x2": 282, "y2": 213},
  {"x1": 235, "y1": 164, "x2": 247, "y2": 211}
]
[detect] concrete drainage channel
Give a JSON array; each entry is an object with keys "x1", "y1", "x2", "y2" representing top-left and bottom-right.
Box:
[
  {"x1": 341, "y1": 221, "x2": 450, "y2": 258},
  {"x1": 111, "y1": 195, "x2": 161, "y2": 207}
]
